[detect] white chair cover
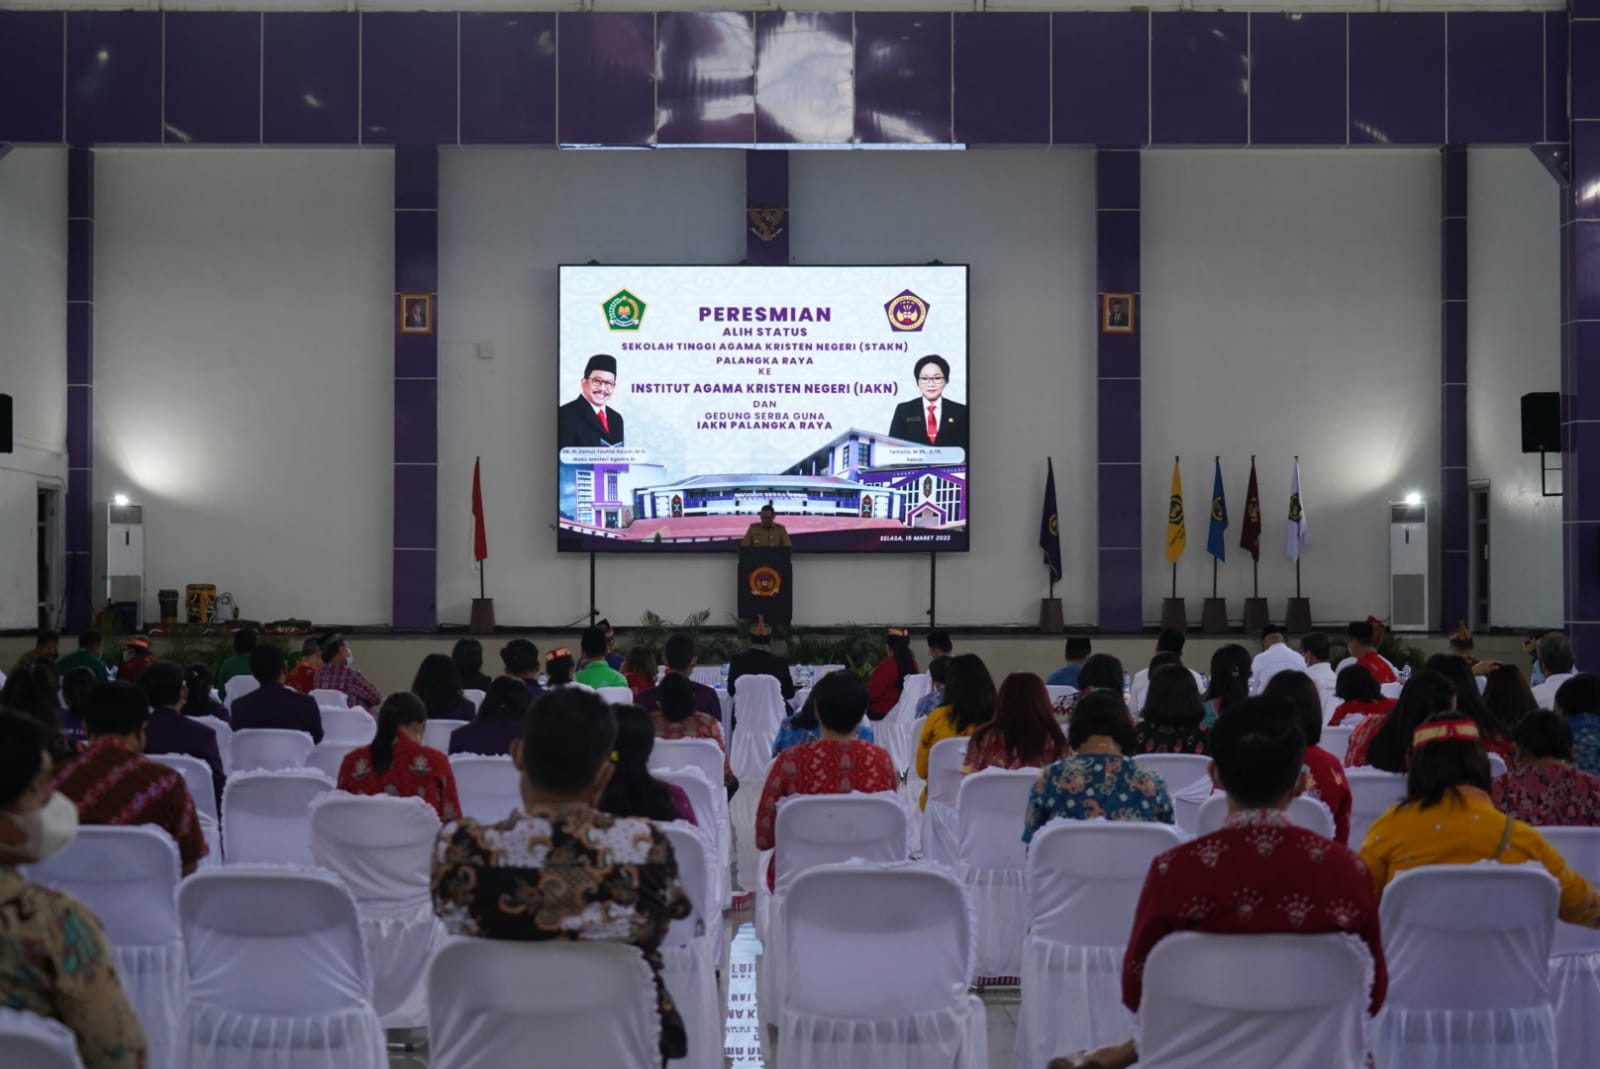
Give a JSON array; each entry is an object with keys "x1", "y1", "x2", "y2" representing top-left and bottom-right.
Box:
[
  {"x1": 1136, "y1": 932, "x2": 1373, "y2": 1068},
  {"x1": 148, "y1": 752, "x2": 222, "y2": 864},
  {"x1": 655, "y1": 765, "x2": 732, "y2": 913},
  {"x1": 222, "y1": 675, "x2": 261, "y2": 709},
  {"x1": 230, "y1": 728, "x2": 315, "y2": 773},
  {"x1": 1374, "y1": 863, "x2": 1559, "y2": 1069},
  {"x1": 461, "y1": 688, "x2": 485, "y2": 710},
  {"x1": 1193, "y1": 794, "x2": 1336, "y2": 839},
  {"x1": 220, "y1": 768, "x2": 333, "y2": 866},
  {"x1": 954, "y1": 769, "x2": 1038, "y2": 978},
  {"x1": 306, "y1": 742, "x2": 363, "y2": 782},
  {"x1": 1130, "y1": 754, "x2": 1212, "y2": 835},
  {"x1": 309, "y1": 793, "x2": 444, "y2": 1029},
  {"x1": 779, "y1": 861, "x2": 985, "y2": 1069},
  {"x1": 691, "y1": 666, "x2": 724, "y2": 688},
  {"x1": 194, "y1": 715, "x2": 235, "y2": 774},
  {"x1": 0, "y1": 1008, "x2": 86, "y2": 1068},
  {"x1": 310, "y1": 688, "x2": 348, "y2": 708},
  {"x1": 1380, "y1": 682, "x2": 1403, "y2": 699},
  {"x1": 26, "y1": 826, "x2": 185, "y2": 1068},
  {"x1": 1015, "y1": 821, "x2": 1184, "y2": 1067},
  {"x1": 659, "y1": 821, "x2": 721, "y2": 1069},
  {"x1": 730, "y1": 674, "x2": 787, "y2": 782},
  {"x1": 652, "y1": 737, "x2": 727, "y2": 790},
  {"x1": 448, "y1": 754, "x2": 522, "y2": 825},
  {"x1": 877, "y1": 673, "x2": 932, "y2": 777},
  {"x1": 1045, "y1": 686, "x2": 1077, "y2": 715},
  {"x1": 1322, "y1": 723, "x2": 1359, "y2": 763},
  {"x1": 176, "y1": 865, "x2": 386, "y2": 1069},
  {"x1": 422, "y1": 718, "x2": 468, "y2": 753},
  {"x1": 1538, "y1": 826, "x2": 1600, "y2": 1066},
  {"x1": 1322, "y1": 693, "x2": 1342, "y2": 724},
  {"x1": 427, "y1": 939, "x2": 661, "y2": 1069},
  {"x1": 1488, "y1": 752, "x2": 1508, "y2": 776},
  {"x1": 597, "y1": 685, "x2": 634, "y2": 704},
  {"x1": 922, "y1": 736, "x2": 971, "y2": 869},
  {"x1": 1345, "y1": 768, "x2": 1408, "y2": 848},
  {"x1": 319, "y1": 705, "x2": 375, "y2": 745}
]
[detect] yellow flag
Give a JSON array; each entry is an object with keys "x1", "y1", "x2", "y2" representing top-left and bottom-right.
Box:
[{"x1": 1165, "y1": 457, "x2": 1187, "y2": 563}]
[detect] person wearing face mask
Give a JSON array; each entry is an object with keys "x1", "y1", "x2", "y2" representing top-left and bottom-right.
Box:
[
  {"x1": 52, "y1": 682, "x2": 208, "y2": 875},
  {"x1": 0, "y1": 711, "x2": 150, "y2": 1069},
  {"x1": 336, "y1": 692, "x2": 461, "y2": 822},
  {"x1": 311, "y1": 632, "x2": 382, "y2": 712},
  {"x1": 431, "y1": 687, "x2": 691, "y2": 1064}
]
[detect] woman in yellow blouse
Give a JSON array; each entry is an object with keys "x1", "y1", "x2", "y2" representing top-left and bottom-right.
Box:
[
  {"x1": 915, "y1": 654, "x2": 996, "y2": 808},
  {"x1": 1362, "y1": 713, "x2": 1600, "y2": 928}
]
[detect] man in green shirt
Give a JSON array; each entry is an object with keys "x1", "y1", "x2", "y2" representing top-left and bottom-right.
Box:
[
  {"x1": 574, "y1": 627, "x2": 629, "y2": 690},
  {"x1": 54, "y1": 631, "x2": 109, "y2": 683},
  {"x1": 215, "y1": 629, "x2": 257, "y2": 700}
]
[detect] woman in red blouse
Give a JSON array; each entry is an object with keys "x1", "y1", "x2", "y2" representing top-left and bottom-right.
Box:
[
  {"x1": 337, "y1": 692, "x2": 462, "y2": 822},
  {"x1": 1262, "y1": 670, "x2": 1352, "y2": 843},
  {"x1": 1327, "y1": 663, "x2": 1396, "y2": 726},
  {"x1": 961, "y1": 672, "x2": 1067, "y2": 774},
  {"x1": 865, "y1": 628, "x2": 919, "y2": 720},
  {"x1": 1348, "y1": 670, "x2": 1456, "y2": 770},
  {"x1": 622, "y1": 645, "x2": 658, "y2": 697}
]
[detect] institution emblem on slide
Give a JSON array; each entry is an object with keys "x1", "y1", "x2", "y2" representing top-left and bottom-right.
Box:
[
  {"x1": 603, "y1": 290, "x2": 647, "y2": 331},
  {"x1": 749, "y1": 566, "x2": 783, "y2": 598},
  {"x1": 884, "y1": 290, "x2": 930, "y2": 332}
]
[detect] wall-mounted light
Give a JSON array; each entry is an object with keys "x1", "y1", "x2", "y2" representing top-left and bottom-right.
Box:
[
  {"x1": 113, "y1": 494, "x2": 130, "y2": 507},
  {"x1": 1403, "y1": 492, "x2": 1422, "y2": 507}
]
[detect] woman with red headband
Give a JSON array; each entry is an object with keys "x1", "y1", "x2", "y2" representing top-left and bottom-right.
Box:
[{"x1": 1361, "y1": 711, "x2": 1600, "y2": 927}]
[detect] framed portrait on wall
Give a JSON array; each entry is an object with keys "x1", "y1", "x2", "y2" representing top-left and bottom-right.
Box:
[
  {"x1": 400, "y1": 294, "x2": 433, "y2": 335},
  {"x1": 1102, "y1": 293, "x2": 1135, "y2": 334}
]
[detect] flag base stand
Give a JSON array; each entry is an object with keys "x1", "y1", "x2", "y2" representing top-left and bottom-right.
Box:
[
  {"x1": 1161, "y1": 598, "x2": 1187, "y2": 632},
  {"x1": 1201, "y1": 598, "x2": 1228, "y2": 634},
  {"x1": 470, "y1": 598, "x2": 496, "y2": 635},
  {"x1": 1038, "y1": 598, "x2": 1064, "y2": 634},
  {"x1": 1286, "y1": 597, "x2": 1313, "y2": 634},
  {"x1": 1243, "y1": 597, "x2": 1269, "y2": 633}
]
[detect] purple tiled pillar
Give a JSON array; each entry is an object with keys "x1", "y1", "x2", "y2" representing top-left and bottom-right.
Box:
[
  {"x1": 1564, "y1": 6, "x2": 1600, "y2": 665},
  {"x1": 1440, "y1": 146, "x2": 1469, "y2": 630},
  {"x1": 393, "y1": 147, "x2": 438, "y2": 630},
  {"x1": 1096, "y1": 150, "x2": 1141, "y2": 632},
  {"x1": 65, "y1": 148, "x2": 94, "y2": 631},
  {"x1": 746, "y1": 151, "x2": 789, "y2": 266}
]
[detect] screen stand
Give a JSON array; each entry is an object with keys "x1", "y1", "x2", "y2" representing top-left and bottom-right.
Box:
[
  {"x1": 588, "y1": 552, "x2": 597, "y2": 626},
  {"x1": 928, "y1": 552, "x2": 938, "y2": 629}
]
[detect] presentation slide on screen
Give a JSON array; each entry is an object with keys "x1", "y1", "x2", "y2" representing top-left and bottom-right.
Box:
[{"x1": 557, "y1": 264, "x2": 970, "y2": 553}]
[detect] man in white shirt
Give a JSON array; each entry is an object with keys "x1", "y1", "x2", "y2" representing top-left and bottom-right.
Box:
[
  {"x1": 1251, "y1": 624, "x2": 1306, "y2": 694},
  {"x1": 1299, "y1": 631, "x2": 1337, "y2": 703},
  {"x1": 1130, "y1": 629, "x2": 1206, "y2": 712},
  {"x1": 1531, "y1": 632, "x2": 1577, "y2": 709}
]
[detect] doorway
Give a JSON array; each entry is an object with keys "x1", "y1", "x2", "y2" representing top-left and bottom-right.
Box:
[
  {"x1": 1469, "y1": 483, "x2": 1490, "y2": 628},
  {"x1": 36, "y1": 485, "x2": 60, "y2": 631}
]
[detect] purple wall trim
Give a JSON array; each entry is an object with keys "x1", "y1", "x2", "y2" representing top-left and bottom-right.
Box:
[
  {"x1": 394, "y1": 146, "x2": 438, "y2": 630},
  {"x1": 745, "y1": 150, "x2": 788, "y2": 266},
  {"x1": 1097, "y1": 150, "x2": 1141, "y2": 633},
  {"x1": 65, "y1": 147, "x2": 93, "y2": 631},
  {"x1": 0, "y1": 11, "x2": 1563, "y2": 148},
  {"x1": 1441, "y1": 146, "x2": 1469, "y2": 631}
]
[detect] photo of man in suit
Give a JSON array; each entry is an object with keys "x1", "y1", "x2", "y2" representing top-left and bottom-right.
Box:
[
  {"x1": 887, "y1": 354, "x2": 967, "y2": 449},
  {"x1": 557, "y1": 353, "x2": 626, "y2": 449}
]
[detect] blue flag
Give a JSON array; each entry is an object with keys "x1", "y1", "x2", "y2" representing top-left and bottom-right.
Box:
[
  {"x1": 1206, "y1": 457, "x2": 1229, "y2": 562},
  {"x1": 1040, "y1": 458, "x2": 1063, "y2": 584}
]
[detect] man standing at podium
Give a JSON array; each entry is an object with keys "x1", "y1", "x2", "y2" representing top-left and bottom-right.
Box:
[{"x1": 741, "y1": 503, "x2": 792, "y2": 547}]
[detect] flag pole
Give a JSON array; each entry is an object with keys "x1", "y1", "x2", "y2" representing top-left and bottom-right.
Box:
[
  {"x1": 1294, "y1": 454, "x2": 1302, "y2": 599},
  {"x1": 476, "y1": 455, "x2": 486, "y2": 601},
  {"x1": 1250, "y1": 454, "x2": 1259, "y2": 597}
]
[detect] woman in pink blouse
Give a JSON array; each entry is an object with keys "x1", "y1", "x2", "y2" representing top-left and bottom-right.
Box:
[{"x1": 961, "y1": 672, "x2": 1068, "y2": 774}]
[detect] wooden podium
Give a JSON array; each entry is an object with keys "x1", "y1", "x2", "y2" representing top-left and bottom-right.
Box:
[{"x1": 738, "y1": 547, "x2": 793, "y2": 626}]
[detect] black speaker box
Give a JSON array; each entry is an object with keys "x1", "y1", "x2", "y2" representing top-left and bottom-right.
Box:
[
  {"x1": 1522, "y1": 392, "x2": 1560, "y2": 454},
  {"x1": 0, "y1": 394, "x2": 11, "y2": 454}
]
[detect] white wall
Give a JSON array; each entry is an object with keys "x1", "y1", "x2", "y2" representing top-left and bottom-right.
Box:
[
  {"x1": 0, "y1": 148, "x2": 68, "y2": 631},
  {"x1": 1467, "y1": 148, "x2": 1563, "y2": 629},
  {"x1": 93, "y1": 149, "x2": 393, "y2": 625},
  {"x1": 1141, "y1": 150, "x2": 1442, "y2": 627}
]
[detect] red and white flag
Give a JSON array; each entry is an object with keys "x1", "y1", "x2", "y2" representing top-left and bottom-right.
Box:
[{"x1": 471, "y1": 457, "x2": 488, "y2": 563}]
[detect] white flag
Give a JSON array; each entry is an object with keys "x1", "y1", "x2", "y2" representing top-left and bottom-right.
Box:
[{"x1": 1285, "y1": 459, "x2": 1309, "y2": 562}]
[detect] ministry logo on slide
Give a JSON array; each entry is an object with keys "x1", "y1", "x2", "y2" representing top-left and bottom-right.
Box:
[
  {"x1": 603, "y1": 290, "x2": 647, "y2": 330},
  {"x1": 884, "y1": 290, "x2": 929, "y2": 332}
]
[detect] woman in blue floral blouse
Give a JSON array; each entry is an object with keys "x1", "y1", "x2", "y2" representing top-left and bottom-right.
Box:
[{"x1": 1023, "y1": 691, "x2": 1174, "y2": 844}]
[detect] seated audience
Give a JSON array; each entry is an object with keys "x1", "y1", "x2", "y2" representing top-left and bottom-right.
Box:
[
  {"x1": 12, "y1": 629, "x2": 60, "y2": 672},
  {"x1": 116, "y1": 636, "x2": 157, "y2": 684},
  {"x1": 215, "y1": 628, "x2": 256, "y2": 700},
  {"x1": 636, "y1": 633, "x2": 722, "y2": 720},
  {"x1": 178, "y1": 664, "x2": 228, "y2": 722},
  {"x1": 138, "y1": 661, "x2": 225, "y2": 806},
  {"x1": 1132, "y1": 629, "x2": 1205, "y2": 698},
  {"x1": 449, "y1": 676, "x2": 533, "y2": 757},
  {"x1": 1023, "y1": 691, "x2": 1174, "y2": 844},
  {"x1": 1261, "y1": 670, "x2": 1352, "y2": 843},
  {"x1": 961, "y1": 672, "x2": 1067, "y2": 774},
  {"x1": 755, "y1": 671, "x2": 897, "y2": 889},
  {"x1": 916, "y1": 655, "x2": 951, "y2": 718},
  {"x1": 599, "y1": 705, "x2": 697, "y2": 826},
  {"x1": 1425, "y1": 652, "x2": 1511, "y2": 758},
  {"x1": 431, "y1": 688, "x2": 691, "y2": 1063},
  {"x1": 727, "y1": 619, "x2": 796, "y2": 701},
  {"x1": 1134, "y1": 665, "x2": 1210, "y2": 755},
  {"x1": 575, "y1": 626, "x2": 629, "y2": 689},
  {"x1": 54, "y1": 682, "x2": 206, "y2": 875},
  {"x1": 915, "y1": 654, "x2": 997, "y2": 807},
  {"x1": 0, "y1": 712, "x2": 149, "y2": 1069},
  {"x1": 1481, "y1": 663, "x2": 1538, "y2": 742},
  {"x1": 1493, "y1": 710, "x2": 1600, "y2": 826},
  {"x1": 337, "y1": 692, "x2": 461, "y2": 822},
  {"x1": 1362, "y1": 711, "x2": 1600, "y2": 928},
  {"x1": 1250, "y1": 623, "x2": 1306, "y2": 693},
  {"x1": 1077, "y1": 653, "x2": 1127, "y2": 697},
  {"x1": 312, "y1": 633, "x2": 381, "y2": 711},
  {"x1": 1554, "y1": 674, "x2": 1600, "y2": 776},
  {"x1": 926, "y1": 629, "x2": 953, "y2": 660},
  {"x1": 544, "y1": 647, "x2": 579, "y2": 689},
  {"x1": 451, "y1": 638, "x2": 495, "y2": 693},
  {"x1": 622, "y1": 644, "x2": 657, "y2": 696},
  {"x1": 54, "y1": 630, "x2": 108, "y2": 684},
  {"x1": 412, "y1": 652, "x2": 475, "y2": 721},
  {"x1": 0, "y1": 658, "x2": 76, "y2": 762},
  {"x1": 1347, "y1": 670, "x2": 1456, "y2": 770},
  {"x1": 1200, "y1": 644, "x2": 1252, "y2": 727},
  {"x1": 1343, "y1": 619, "x2": 1398, "y2": 685},
  {"x1": 283, "y1": 637, "x2": 322, "y2": 694},
  {"x1": 1300, "y1": 630, "x2": 1337, "y2": 700},
  {"x1": 596, "y1": 618, "x2": 626, "y2": 670},
  {"x1": 1046, "y1": 635, "x2": 1092, "y2": 688},
  {"x1": 499, "y1": 638, "x2": 544, "y2": 699},
  {"x1": 771, "y1": 692, "x2": 876, "y2": 756},
  {"x1": 1328, "y1": 663, "x2": 1395, "y2": 726},
  {"x1": 59, "y1": 666, "x2": 96, "y2": 743},
  {"x1": 1059, "y1": 698, "x2": 1387, "y2": 1069},
  {"x1": 866, "y1": 628, "x2": 919, "y2": 720},
  {"x1": 230, "y1": 644, "x2": 324, "y2": 744},
  {"x1": 650, "y1": 673, "x2": 735, "y2": 792},
  {"x1": 1532, "y1": 632, "x2": 1578, "y2": 709}
]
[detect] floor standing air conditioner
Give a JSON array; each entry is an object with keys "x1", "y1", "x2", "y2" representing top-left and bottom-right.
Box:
[
  {"x1": 93, "y1": 501, "x2": 145, "y2": 628},
  {"x1": 1389, "y1": 501, "x2": 1429, "y2": 632}
]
